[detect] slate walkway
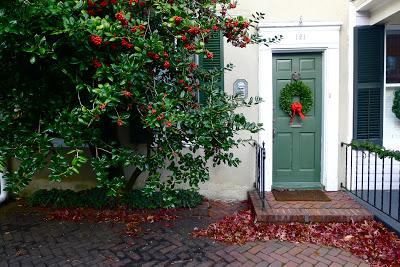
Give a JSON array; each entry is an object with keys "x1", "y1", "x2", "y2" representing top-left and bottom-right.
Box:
[{"x1": 0, "y1": 201, "x2": 370, "y2": 267}]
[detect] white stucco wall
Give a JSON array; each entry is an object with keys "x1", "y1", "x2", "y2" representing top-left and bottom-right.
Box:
[{"x1": 199, "y1": 0, "x2": 352, "y2": 200}]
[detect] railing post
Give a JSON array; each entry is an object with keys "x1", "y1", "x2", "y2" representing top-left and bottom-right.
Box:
[
  {"x1": 344, "y1": 145, "x2": 348, "y2": 189},
  {"x1": 254, "y1": 141, "x2": 266, "y2": 210},
  {"x1": 262, "y1": 142, "x2": 265, "y2": 210},
  {"x1": 389, "y1": 157, "x2": 393, "y2": 216}
]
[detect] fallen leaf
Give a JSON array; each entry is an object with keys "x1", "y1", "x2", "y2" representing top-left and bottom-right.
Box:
[{"x1": 344, "y1": 235, "x2": 353, "y2": 241}]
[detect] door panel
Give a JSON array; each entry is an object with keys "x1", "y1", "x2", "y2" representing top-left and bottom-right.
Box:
[{"x1": 272, "y1": 53, "x2": 322, "y2": 187}]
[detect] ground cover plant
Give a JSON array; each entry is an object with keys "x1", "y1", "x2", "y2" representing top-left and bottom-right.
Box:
[
  {"x1": 28, "y1": 188, "x2": 203, "y2": 209},
  {"x1": 192, "y1": 210, "x2": 400, "y2": 266},
  {"x1": 0, "y1": 0, "x2": 279, "y2": 196}
]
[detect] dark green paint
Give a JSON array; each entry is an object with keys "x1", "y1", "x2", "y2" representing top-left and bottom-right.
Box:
[{"x1": 272, "y1": 53, "x2": 322, "y2": 188}]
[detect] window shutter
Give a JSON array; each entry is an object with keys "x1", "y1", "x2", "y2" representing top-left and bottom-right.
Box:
[{"x1": 353, "y1": 25, "x2": 384, "y2": 145}]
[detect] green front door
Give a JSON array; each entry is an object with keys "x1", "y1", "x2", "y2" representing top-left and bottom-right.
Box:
[{"x1": 272, "y1": 53, "x2": 322, "y2": 189}]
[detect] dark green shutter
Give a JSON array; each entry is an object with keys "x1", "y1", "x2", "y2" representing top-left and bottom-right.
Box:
[
  {"x1": 199, "y1": 31, "x2": 224, "y2": 102},
  {"x1": 201, "y1": 31, "x2": 224, "y2": 87},
  {"x1": 353, "y1": 25, "x2": 384, "y2": 145}
]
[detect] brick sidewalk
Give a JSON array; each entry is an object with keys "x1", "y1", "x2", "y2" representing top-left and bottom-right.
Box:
[{"x1": 0, "y1": 201, "x2": 370, "y2": 266}]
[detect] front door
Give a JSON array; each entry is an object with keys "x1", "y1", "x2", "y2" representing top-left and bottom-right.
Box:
[{"x1": 272, "y1": 53, "x2": 322, "y2": 188}]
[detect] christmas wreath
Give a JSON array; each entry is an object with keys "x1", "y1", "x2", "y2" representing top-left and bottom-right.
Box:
[
  {"x1": 279, "y1": 80, "x2": 313, "y2": 124},
  {"x1": 392, "y1": 90, "x2": 400, "y2": 120}
]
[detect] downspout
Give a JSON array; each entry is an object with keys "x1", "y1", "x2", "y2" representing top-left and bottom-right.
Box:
[{"x1": 0, "y1": 172, "x2": 8, "y2": 204}]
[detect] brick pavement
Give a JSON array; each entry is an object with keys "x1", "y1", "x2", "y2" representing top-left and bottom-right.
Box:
[{"x1": 0, "y1": 201, "x2": 370, "y2": 266}]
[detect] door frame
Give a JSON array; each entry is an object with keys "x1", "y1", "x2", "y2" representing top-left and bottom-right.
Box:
[{"x1": 258, "y1": 22, "x2": 342, "y2": 192}]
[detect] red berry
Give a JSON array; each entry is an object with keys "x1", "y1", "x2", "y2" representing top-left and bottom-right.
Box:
[
  {"x1": 156, "y1": 113, "x2": 165, "y2": 121},
  {"x1": 230, "y1": 2, "x2": 236, "y2": 8},
  {"x1": 90, "y1": 35, "x2": 102, "y2": 46},
  {"x1": 100, "y1": 1, "x2": 108, "y2": 7},
  {"x1": 122, "y1": 90, "x2": 133, "y2": 97},
  {"x1": 99, "y1": 103, "x2": 107, "y2": 110},
  {"x1": 212, "y1": 25, "x2": 219, "y2": 31},
  {"x1": 115, "y1": 12, "x2": 125, "y2": 21},
  {"x1": 163, "y1": 61, "x2": 171, "y2": 69},
  {"x1": 174, "y1": 16, "x2": 183, "y2": 25},
  {"x1": 189, "y1": 62, "x2": 198, "y2": 70},
  {"x1": 187, "y1": 26, "x2": 200, "y2": 35},
  {"x1": 121, "y1": 38, "x2": 133, "y2": 48},
  {"x1": 181, "y1": 35, "x2": 188, "y2": 42},
  {"x1": 117, "y1": 118, "x2": 124, "y2": 126},
  {"x1": 206, "y1": 51, "x2": 214, "y2": 59},
  {"x1": 92, "y1": 58, "x2": 102, "y2": 68}
]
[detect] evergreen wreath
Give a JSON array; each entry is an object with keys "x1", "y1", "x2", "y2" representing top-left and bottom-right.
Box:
[
  {"x1": 392, "y1": 89, "x2": 400, "y2": 120},
  {"x1": 279, "y1": 80, "x2": 313, "y2": 116}
]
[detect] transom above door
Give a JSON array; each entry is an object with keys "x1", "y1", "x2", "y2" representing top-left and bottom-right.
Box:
[{"x1": 272, "y1": 53, "x2": 322, "y2": 189}]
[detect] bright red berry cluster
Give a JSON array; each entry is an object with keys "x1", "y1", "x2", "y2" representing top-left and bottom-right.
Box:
[{"x1": 90, "y1": 35, "x2": 102, "y2": 46}]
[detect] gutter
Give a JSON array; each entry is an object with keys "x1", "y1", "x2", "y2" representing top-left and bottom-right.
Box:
[{"x1": 0, "y1": 173, "x2": 8, "y2": 204}]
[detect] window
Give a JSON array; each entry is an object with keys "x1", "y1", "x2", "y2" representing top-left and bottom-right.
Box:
[{"x1": 386, "y1": 30, "x2": 400, "y2": 84}]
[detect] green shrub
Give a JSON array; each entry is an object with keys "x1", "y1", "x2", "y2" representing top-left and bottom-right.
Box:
[
  {"x1": 28, "y1": 189, "x2": 81, "y2": 208},
  {"x1": 28, "y1": 188, "x2": 203, "y2": 209}
]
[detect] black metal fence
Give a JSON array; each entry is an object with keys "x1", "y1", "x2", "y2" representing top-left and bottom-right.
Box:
[
  {"x1": 341, "y1": 142, "x2": 400, "y2": 222},
  {"x1": 254, "y1": 141, "x2": 266, "y2": 209}
]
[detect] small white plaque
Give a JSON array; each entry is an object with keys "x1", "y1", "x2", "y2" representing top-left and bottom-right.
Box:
[{"x1": 233, "y1": 79, "x2": 248, "y2": 99}]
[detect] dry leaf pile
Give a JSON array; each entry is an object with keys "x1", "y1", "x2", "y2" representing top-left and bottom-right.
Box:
[{"x1": 192, "y1": 210, "x2": 400, "y2": 266}]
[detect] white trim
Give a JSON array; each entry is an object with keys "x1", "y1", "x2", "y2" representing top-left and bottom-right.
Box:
[
  {"x1": 386, "y1": 83, "x2": 400, "y2": 87},
  {"x1": 259, "y1": 21, "x2": 342, "y2": 28},
  {"x1": 348, "y1": 3, "x2": 356, "y2": 143},
  {"x1": 383, "y1": 26, "x2": 388, "y2": 147},
  {"x1": 0, "y1": 173, "x2": 8, "y2": 205},
  {"x1": 354, "y1": 0, "x2": 391, "y2": 12},
  {"x1": 258, "y1": 22, "x2": 341, "y2": 192}
]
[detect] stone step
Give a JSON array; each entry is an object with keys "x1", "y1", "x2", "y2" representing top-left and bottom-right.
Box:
[{"x1": 249, "y1": 190, "x2": 374, "y2": 223}]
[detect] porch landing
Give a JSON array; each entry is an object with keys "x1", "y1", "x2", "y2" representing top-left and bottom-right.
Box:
[{"x1": 249, "y1": 190, "x2": 374, "y2": 223}]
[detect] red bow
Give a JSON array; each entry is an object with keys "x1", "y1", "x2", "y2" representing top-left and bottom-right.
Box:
[{"x1": 290, "y1": 102, "x2": 305, "y2": 124}]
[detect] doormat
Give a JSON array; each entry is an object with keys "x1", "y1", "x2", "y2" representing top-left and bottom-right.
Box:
[{"x1": 272, "y1": 189, "x2": 331, "y2": 202}]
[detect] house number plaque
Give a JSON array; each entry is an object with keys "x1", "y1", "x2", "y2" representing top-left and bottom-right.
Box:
[
  {"x1": 233, "y1": 79, "x2": 248, "y2": 99},
  {"x1": 296, "y1": 33, "x2": 306, "y2": 41}
]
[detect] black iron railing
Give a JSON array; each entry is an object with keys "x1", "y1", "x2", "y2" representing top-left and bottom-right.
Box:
[
  {"x1": 341, "y1": 142, "x2": 400, "y2": 222},
  {"x1": 254, "y1": 141, "x2": 266, "y2": 209}
]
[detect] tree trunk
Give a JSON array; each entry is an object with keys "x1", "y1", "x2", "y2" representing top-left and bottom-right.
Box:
[{"x1": 123, "y1": 128, "x2": 152, "y2": 191}]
